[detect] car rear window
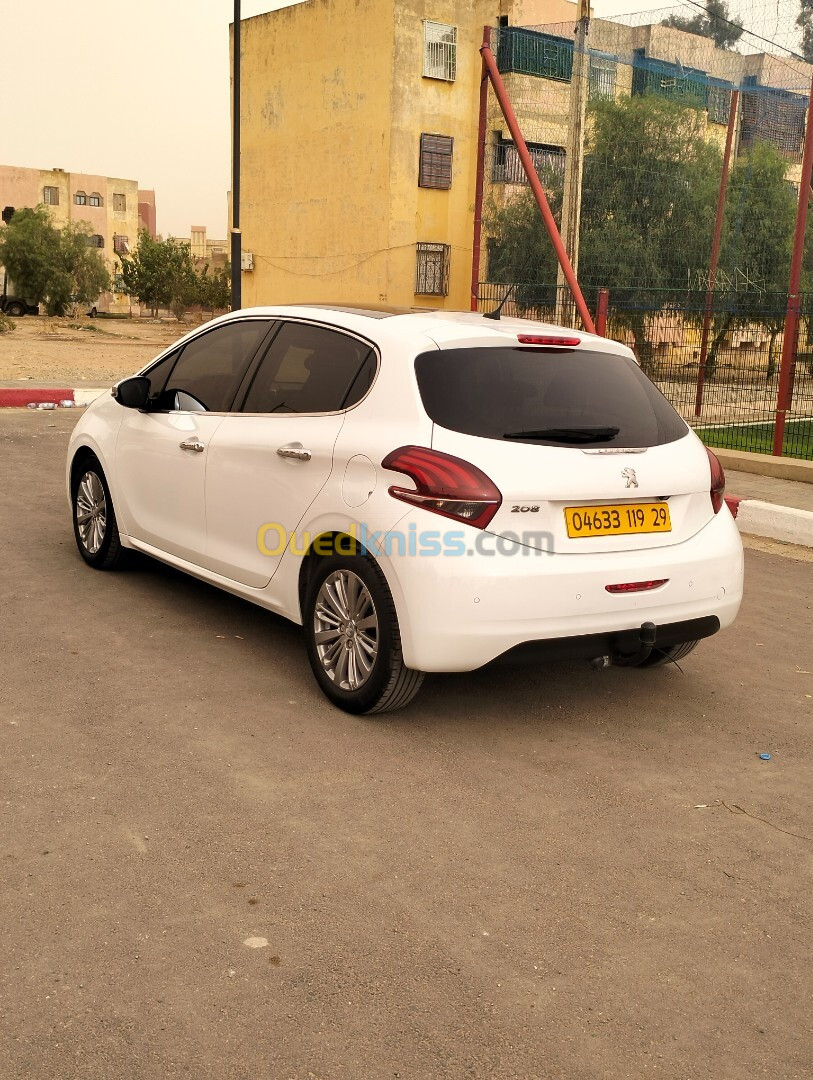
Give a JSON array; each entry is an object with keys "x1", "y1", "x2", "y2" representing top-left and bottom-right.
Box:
[{"x1": 414, "y1": 346, "x2": 688, "y2": 448}]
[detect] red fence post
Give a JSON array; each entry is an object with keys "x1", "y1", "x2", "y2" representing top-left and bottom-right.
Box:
[
  {"x1": 480, "y1": 40, "x2": 596, "y2": 334},
  {"x1": 773, "y1": 73, "x2": 813, "y2": 457},
  {"x1": 595, "y1": 288, "x2": 609, "y2": 337},
  {"x1": 695, "y1": 89, "x2": 739, "y2": 418},
  {"x1": 470, "y1": 26, "x2": 491, "y2": 312}
]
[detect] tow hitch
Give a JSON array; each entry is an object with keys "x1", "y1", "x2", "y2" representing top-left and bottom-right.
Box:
[{"x1": 588, "y1": 621, "x2": 657, "y2": 669}]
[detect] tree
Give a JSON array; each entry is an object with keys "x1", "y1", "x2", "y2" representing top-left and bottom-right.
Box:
[
  {"x1": 707, "y1": 140, "x2": 797, "y2": 378},
  {"x1": 485, "y1": 167, "x2": 563, "y2": 311},
  {"x1": 0, "y1": 207, "x2": 110, "y2": 316},
  {"x1": 798, "y1": 0, "x2": 813, "y2": 62},
  {"x1": 580, "y1": 95, "x2": 721, "y2": 368},
  {"x1": 195, "y1": 262, "x2": 231, "y2": 317},
  {"x1": 118, "y1": 231, "x2": 198, "y2": 319},
  {"x1": 0, "y1": 206, "x2": 61, "y2": 308},
  {"x1": 663, "y1": 0, "x2": 744, "y2": 50}
]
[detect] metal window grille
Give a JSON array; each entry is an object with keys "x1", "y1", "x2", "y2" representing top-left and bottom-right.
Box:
[
  {"x1": 112, "y1": 193, "x2": 126, "y2": 212},
  {"x1": 496, "y1": 27, "x2": 573, "y2": 82},
  {"x1": 43, "y1": 186, "x2": 59, "y2": 206},
  {"x1": 588, "y1": 56, "x2": 616, "y2": 101},
  {"x1": 423, "y1": 21, "x2": 456, "y2": 82},
  {"x1": 492, "y1": 137, "x2": 565, "y2": 185},
  {"x1": 419, "y1": 133, "x2": 453, "y2": 189},
  {"x1": 113, "y1": 234, "x2": 129, "y2": 254},
  {"x1": 74, "y1": 191, "x2": 87, "y2": 206},
  {"x1": 89, "y1": 234, "x2": 104, "y2": 249},
  {"x1": 89, "y1": 193, "x2": 102, "y2": 207},
  {"x1": 707, "y1": 83, "x2": 733, "y2": 125},
  {"x1": 740, "y1": 87, "x2": 806, "y2": 160},
  {"x1": 415, "y1": 243, "x2": 450, "y2": 296}
]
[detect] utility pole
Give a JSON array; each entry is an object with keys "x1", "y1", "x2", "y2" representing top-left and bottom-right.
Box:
[
  {"x1": 556, "y1": 0, "x2": 590, "y2": 325},
  {"x1": 230, "y1": 0, "x2": 242, "y2": 311}
]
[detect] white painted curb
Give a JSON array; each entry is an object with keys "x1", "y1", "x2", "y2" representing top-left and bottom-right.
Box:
[{"x1": 735, "y1": 499, "x2": 813, "y2": 547}]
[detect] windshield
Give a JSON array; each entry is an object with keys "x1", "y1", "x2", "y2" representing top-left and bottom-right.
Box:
[{"x1": 414, "y1": 347, "x2": 688, "y2": 448}]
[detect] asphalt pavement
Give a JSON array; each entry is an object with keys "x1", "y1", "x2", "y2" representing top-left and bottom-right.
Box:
[{"x1": 1, "y1": 410, "x2": 812, "y2": 1080}]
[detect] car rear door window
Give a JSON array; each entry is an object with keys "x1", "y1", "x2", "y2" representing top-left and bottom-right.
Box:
[
  {"x1": 414, "y1": 347, "x2": 688, "y2": 448},
  {"x1": 161, "y1": 320, "x2": 271, "y2": 412},
  {"x1": 241, "y1": 322, "x2": 376, "y2": 414}
]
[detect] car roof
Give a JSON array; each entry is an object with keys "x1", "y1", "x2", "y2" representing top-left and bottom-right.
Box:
[{"x1": 219, "y1": 304, "x2": 632, "y2": 357}]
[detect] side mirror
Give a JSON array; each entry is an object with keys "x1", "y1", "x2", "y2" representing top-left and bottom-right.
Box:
[{"x1": 112, "y1": 376, "x2": 151, "y2": 410}]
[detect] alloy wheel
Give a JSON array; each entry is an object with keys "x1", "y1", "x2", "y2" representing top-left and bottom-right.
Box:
[
  {"x1": 75, "y1": 471, "x2": 107, "y2": 555},
  {"x1": 313, "y1": 570, "x2": 379, "y2": 691}
]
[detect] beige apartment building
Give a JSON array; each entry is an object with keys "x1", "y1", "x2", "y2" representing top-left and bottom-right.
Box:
[
  {"x1": 235, "y1": 0, "x2": 575, "y2": 311},
  {"x1": 0, "y1": 164, "x2": 151, "y2": 313}
]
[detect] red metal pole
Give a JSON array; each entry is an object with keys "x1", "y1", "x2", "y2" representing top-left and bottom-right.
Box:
[
  {"x1": 773, "y1": 73, "x2": 813, "y2": 456},
  {"x1": 695, "y1": 89, "x2": 739, "y2": 417},
  {"x1": 480, "y1": 41, "x2": 596, "y2": 334},
  {"x1": 595, "y1": 288, "x2": 609, "y2": 337},
  {"x1": 471, "y1": 27, "x2": 491, "y2": 312}
]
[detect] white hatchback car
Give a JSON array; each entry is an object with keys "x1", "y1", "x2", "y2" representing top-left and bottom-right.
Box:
[{"x1": 67, "y1": 305, "x2": 743, "y2": 713}]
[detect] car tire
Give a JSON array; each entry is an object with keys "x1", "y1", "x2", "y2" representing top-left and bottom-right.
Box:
[
  {"x1": 71, "y1": 458, "x2": 127, "y2": 570},
  {"x1": 89, "y1": 307, "x2": 97, "y2": 318},
  {"x1": 303, "y1": 552, "x2": 424, "y2": 714},
  {"x1": 6, "y1": 302, "x2": 25, "y2": 317},
  {"x1": 635, "y1": 640, "x2": 699, "y2": 668}
]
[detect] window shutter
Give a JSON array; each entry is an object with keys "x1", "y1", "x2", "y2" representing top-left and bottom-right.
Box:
[{"x1": 419, "y1": 134, "x2": 453, "y2": 190}]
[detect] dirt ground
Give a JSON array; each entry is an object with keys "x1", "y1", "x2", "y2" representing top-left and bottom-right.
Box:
[
  {"x1": 0, "y1": 315, "x2": 191, "y2": 385},
  {"x1": 1, "y1": 409, "x2": 813, "y2": 1080}
]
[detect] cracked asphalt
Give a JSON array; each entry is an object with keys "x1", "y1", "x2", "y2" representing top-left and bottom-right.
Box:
[{"x1": 1, "y1": 410, "x2": 812, "y2": 1080}]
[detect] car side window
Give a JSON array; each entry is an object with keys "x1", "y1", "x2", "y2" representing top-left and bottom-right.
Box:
[
  {"x1": 241, "y1": 322, "x2": 376, "y2": 414},
  {"x1": 141, "y1": 349, "x2": 180, "y2": 402},
  {"x1": 159, "y1": 320, "x2": 271, "y2": 412}
]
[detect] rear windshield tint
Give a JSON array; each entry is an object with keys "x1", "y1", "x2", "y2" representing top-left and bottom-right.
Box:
[{"x1": 414, "y1": 347, "x2": 688, "y2": 448}]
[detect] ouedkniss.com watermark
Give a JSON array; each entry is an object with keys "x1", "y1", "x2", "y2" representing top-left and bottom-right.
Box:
[{"x1": 256, "y1": 522, "x2": 554, "y2": 558}]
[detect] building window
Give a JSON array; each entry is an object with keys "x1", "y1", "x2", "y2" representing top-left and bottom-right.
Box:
[
  {"x1": 419, "y1": 133, "x2": 454, "y2": 189},
  {"x1": 740, "y1": 86, "x2": 806, "y2": 160},
  {"x1": 89, "y1": 192, "x2": 102, "y2": 207},
  {"x1": 492, "y1": 136, "x2": 565, "y2": 185},
  {"x1": 415, "y1": 242, "x2": 450, "y2": 296},
  {"x1": 496, "y1": 27, "x2": 573, "y2": 82},
  {"x1": 75, "y1": 191, "x2": 87, "y2": 206},
  {"x1": 707, "y1": 83, "x2": 733, "y2": 125},
  {"x1": 88, "y1": 234, "x2": 104, "y2": 248},
  {"x1": 112, "y1": 274, "x2": 126, "y2": 293},
  {"x1": 113, "y1": 235, "x2": 129, "y2": 254},
  {"x1": 43, "y1": 186, "x2": 59, "y2": 206},
  {"x1": 589, "y1": 55, "x2": 617, "y2": 101},
  {"x1": 112, "y1": 193, "x2": 126, "y2": 212},
  {"x1": 423, "y1": 21, "x2": 456, "y2": 82}
]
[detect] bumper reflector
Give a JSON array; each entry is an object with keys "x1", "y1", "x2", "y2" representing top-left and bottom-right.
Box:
[{"x1": 605, "y1": 579, "x2": 668, "y2": 594}]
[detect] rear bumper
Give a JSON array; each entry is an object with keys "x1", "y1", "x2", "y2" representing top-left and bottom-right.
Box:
[
  {"x1": 376, "y1": 506, "x2": 744, "y2": 671},
  {"x1": 496, "y1": 615, "x2": 720, "y2": 666}
]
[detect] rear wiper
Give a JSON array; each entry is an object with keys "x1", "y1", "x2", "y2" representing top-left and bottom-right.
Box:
[{"x1": 503, "y1": 426, "x2": 620, "y2": 443}]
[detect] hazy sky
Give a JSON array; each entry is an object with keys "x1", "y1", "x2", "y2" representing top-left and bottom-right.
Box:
[{"x1": 2, "y1": 1, "x2": 801, "y2": 239}]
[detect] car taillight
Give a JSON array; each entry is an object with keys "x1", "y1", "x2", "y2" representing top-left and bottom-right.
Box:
[
  {"x1": 706, "y1": 447, "x2": 725, "y2": 514},
  {"x1": 381, "y1": 446, "x2": 502, "y2": 529}
]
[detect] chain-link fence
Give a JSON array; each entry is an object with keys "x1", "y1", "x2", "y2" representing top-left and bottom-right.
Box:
[{"x1": 476, "y1": 7, "x2": 813, "y2": 458}]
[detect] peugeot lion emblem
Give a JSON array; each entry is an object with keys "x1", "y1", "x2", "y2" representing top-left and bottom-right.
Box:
[{"x1": 622, "y1": 467, "x2": 638, "y2": 489}]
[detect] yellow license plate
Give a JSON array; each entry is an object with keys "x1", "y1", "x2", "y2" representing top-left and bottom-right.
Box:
[{"x1": 565, "y1": 502, "x2": 671, "y2": 538}]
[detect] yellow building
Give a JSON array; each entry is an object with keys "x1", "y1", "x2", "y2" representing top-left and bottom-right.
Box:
[{"x1": 235, "y1": 0, "x2": 575, "y2": 310}]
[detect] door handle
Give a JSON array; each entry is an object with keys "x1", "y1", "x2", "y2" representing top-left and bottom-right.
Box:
[
  {"x1": 179, "y1": 439, "x2": 205, "y2": 453},
  {"x1": 277, "y1": 445, "x2": 312, "y2": 461}
]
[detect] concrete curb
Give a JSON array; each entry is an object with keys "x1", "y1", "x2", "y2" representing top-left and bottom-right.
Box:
[
  {"x1": 726, "y1": 494, "x2": 813, "y2": 547},
  {"x1": 0, "y1": 387, "x2": 106, "y2": 408}
]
